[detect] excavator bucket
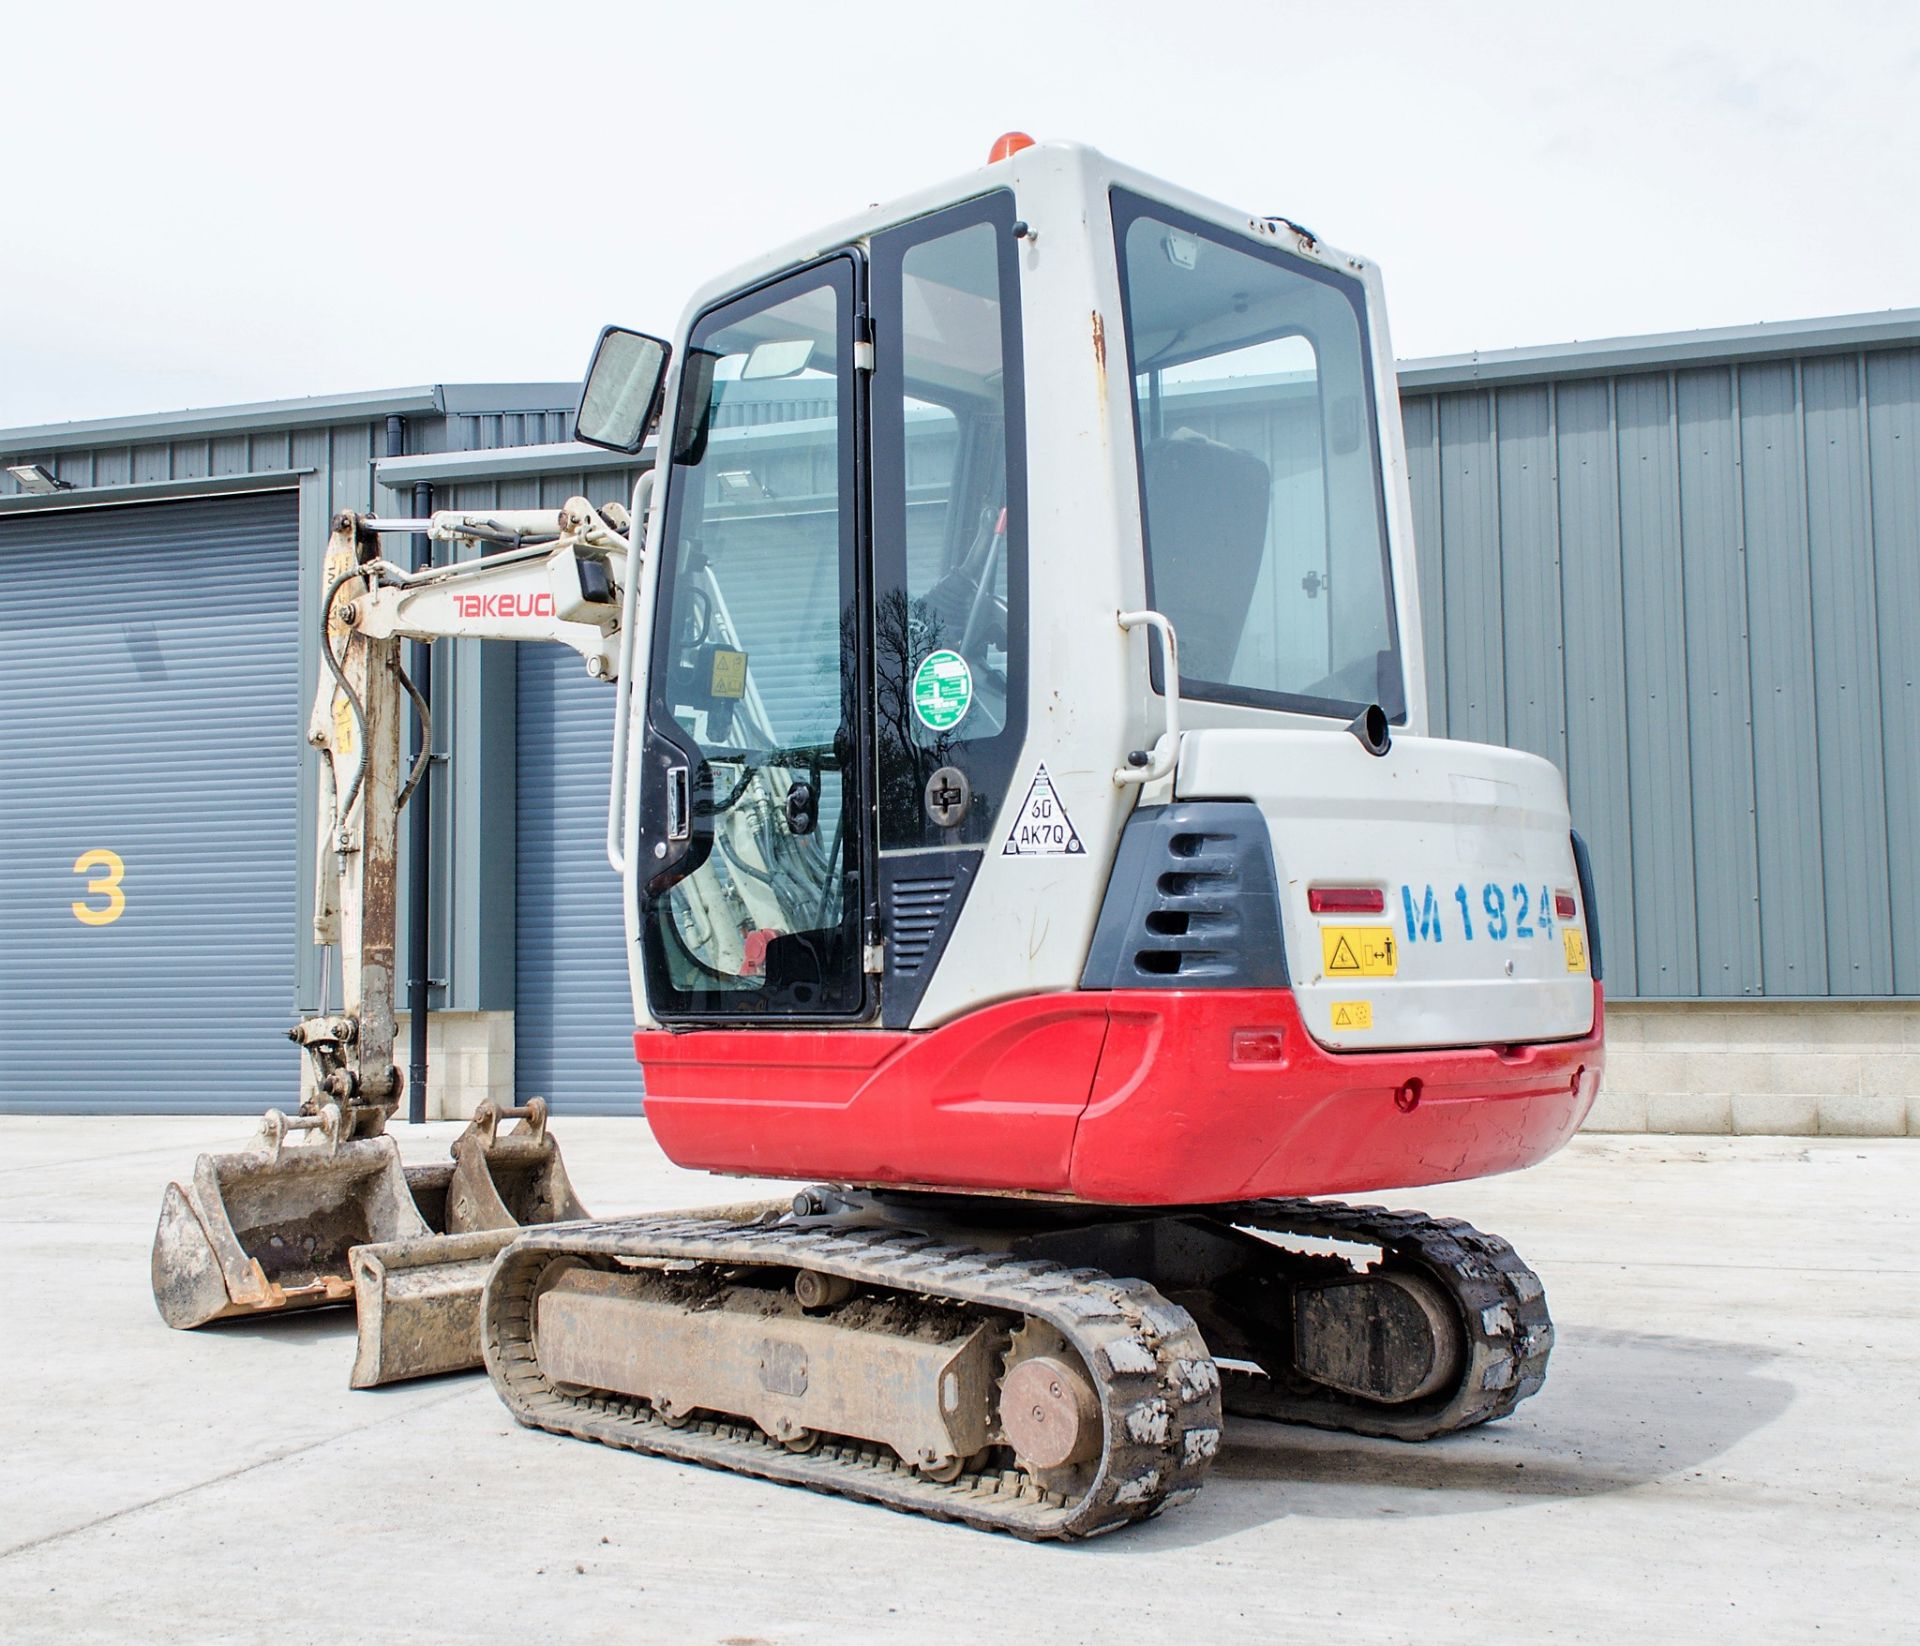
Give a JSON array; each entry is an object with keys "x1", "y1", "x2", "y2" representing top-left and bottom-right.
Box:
[
  {"x1": 151, "y1": 1106, "x2": 431, "y2": 1330},
  {"x1": 443, "y1": 1094, "x2": 589, "y2": 1229},
  {"x1": 345, "y1": 1098, "x2": 591, "y2": 1387},
  {"x1": 152, "y1": 1098, "x2": 591, "y2": 1386}
]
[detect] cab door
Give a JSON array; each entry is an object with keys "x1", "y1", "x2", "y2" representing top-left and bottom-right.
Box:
[
  {"x1": 868, "y1": 190, "x2": 1029, "y2": 1026},
  {"x1": 635, "y1": 254, "x2": 871, "y2": 1020}
]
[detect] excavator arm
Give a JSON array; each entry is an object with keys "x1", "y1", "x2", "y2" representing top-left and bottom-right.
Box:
[
  {"x1": 150, "y1": 485, "x2": 649, "y2": 1381},
  {"x1": 296, "y1": 488, "x2": 646, "y2": 1138}
]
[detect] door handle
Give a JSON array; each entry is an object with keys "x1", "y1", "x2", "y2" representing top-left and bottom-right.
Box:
[{"x1": 665, "y1": 765, "x2": 690, "y2": 841}]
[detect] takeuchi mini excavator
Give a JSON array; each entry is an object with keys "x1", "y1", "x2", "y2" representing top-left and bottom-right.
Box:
[{"x1": 152, "y1": 136, "x2": 1605, "y2": 1538}]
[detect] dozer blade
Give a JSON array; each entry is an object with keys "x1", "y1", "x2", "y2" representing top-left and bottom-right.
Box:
[
  {"x1": 152, "y1": 1106, "x2": 431, "y2": 1330},
  {"x1": 348, "y1": 1227, "x2": 524, "y2": 1387},
  {"x1": 345, "y1": 1097, "x2": 593, "y2": 1386}
]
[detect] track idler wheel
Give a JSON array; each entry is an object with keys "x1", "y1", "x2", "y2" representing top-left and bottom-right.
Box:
[
  {"x1": 1292, "y1": 1268, "x2": 1463, "y2": 1403},
  {"x1": 999, "y1": 1355, "x2": 1101, "y2": 1470}
]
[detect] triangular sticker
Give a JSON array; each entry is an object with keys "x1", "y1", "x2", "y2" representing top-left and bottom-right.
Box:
[
  {"x1": 1328, "y1": 936, "x2": 1361, "y2": 972},
  {"x1": 1002, "y1": 763, "x2": 1085, "y2": 856}
]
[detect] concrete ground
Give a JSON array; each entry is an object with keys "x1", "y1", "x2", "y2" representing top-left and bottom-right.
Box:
[{"x1": 0, "y1": 1118, "x2": 1914, "y2": 1646}]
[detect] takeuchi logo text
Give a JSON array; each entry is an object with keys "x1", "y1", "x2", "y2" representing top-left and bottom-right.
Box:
[{"x1": 453, "y1": 592, "x2": 555, "y2": 619}]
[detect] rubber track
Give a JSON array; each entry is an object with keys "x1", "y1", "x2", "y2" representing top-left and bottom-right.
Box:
[
  {"x1": 1214, "y1": 1198, "x2": 1553, "y2": 1440},
  {"x1": 483, "y1": 1213, "x2": 1225, "y2": 1540}
]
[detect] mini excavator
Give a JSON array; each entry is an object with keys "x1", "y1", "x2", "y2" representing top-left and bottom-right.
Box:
[{"x1": 153, "y1": 137, "x2": 1604, "y2": 1538}]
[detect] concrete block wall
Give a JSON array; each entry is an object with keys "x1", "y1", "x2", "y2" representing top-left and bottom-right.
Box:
[
  {"x1": 1589, "y1": 1002, "x2": 1920, "y2": 1136},
  {"x1": 393, "y1": 1010, "x2": 514, "y2": 1121}
]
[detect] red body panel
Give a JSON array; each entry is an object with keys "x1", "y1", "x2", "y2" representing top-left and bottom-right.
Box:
[{"x1": 637, "y1": 986, "x2": 1605, "y2": 1206}]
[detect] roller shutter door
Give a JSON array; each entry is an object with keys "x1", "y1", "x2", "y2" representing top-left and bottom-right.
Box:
[
  {"x1": 0, "y1": 492, "x2": 301, "y2": 1113},
  {"x1": 514, "y1": 648, "x2": 644, "y2": 1113}
]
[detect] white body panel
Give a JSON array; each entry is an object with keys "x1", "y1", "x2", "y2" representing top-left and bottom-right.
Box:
[
  {"x1": 907, "y1": 144, "x2": 1143, "y2": 1026},
  {"x1": 1177, "y1": 729, "x2": 1594, "y2": 1050},
  {"x1": 614, "y1": 141, "x2": 1565, "y2": 1045}
]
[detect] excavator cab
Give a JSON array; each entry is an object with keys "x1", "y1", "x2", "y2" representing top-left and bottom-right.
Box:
[{"x1": 615, "y1": 143, "x2": 1600, "y2": 1200}]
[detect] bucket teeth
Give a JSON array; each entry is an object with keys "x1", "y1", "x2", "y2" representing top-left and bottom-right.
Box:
[{"x1": 150, "y1": 1128, "x2": 426, "y2": 1329}]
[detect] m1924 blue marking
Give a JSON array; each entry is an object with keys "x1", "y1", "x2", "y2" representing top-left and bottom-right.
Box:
[{"x1": 1403, "y1": 883, "x2": 1556, "y2": 944}]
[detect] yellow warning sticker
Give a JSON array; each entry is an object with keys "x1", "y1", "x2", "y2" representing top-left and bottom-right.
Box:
[
  {"x1": 1564, "y1": 928, "x2": 1588, "y2": 972},
  {"x1": 1329, "y1": 1000, "x2": 1374, "y2": 1030},
  {"x1": 709, "y1": 648, "x2": 748, "y2": 700},
  {"x1": 331, "y1": 693, "x2": 355, "y2": 757},
  {"x1": 1321, "y1": 925, "x2": 1397, "y2": 978}
]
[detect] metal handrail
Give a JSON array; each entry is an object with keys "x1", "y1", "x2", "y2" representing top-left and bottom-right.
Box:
[
  {"x1": 1114, "y1": 608, "x2": 1182, "y2": 785},
  {"x1": 606, "y1": 470, "x2": 655, "y2": 874}
]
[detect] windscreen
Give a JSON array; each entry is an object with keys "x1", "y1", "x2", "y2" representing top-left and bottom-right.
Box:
[{"x1": 1113, "y1": 190, "x2": 1404, "y2": 720}]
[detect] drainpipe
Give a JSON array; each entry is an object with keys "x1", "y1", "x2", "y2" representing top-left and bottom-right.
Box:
[
  {"x1": 385, "y1": 415, "x2": 433, "y2": 1125},
  {"x1": 406, "y1": 478, "x2": 434, "y2": 1125}
]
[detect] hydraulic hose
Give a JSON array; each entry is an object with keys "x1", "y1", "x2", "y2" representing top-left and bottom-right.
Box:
[{"x1": 317, "y1": 565, "x2": 371, "y2": 836}]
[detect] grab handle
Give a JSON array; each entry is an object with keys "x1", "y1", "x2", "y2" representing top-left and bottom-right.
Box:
[
  {"x1": 606, "y1": 470, "x2": 655, "y2": 874},
  {"x1": 1114, "y1": 609, "x2": 1182, "y2": 785}
]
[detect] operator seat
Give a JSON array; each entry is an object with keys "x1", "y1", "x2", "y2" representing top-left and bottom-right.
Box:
[{"x1": 1142, "y1": 429, "x2": 1272, "y2": 687}]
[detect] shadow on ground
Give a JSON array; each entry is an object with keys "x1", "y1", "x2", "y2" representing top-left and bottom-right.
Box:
[
  {"x1": 192, "y1": 1308, "x2": 360, "y2": 1347},
  {"x1": 168, "y1": 1310, "x2": 1799, "y2": 1551},
  {"x1": 1118, "y1": 1322, "x2": 1795, "y2": 1550}
]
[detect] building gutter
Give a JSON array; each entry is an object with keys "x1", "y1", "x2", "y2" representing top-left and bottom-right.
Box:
[
  {"x1": 0, "y1": 383, "x2": 579, "y2": 462},
  {"x1": 0, "y1": 470, "x2": 310, "y2": 515},
  {"x1": 1397, "y1": 306, "x2": 1920, "y2": 393}
]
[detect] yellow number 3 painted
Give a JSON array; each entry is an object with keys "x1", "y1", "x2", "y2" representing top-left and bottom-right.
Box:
[{"x1": 72, "y1": 849, "x2": 127, "y2": 926}]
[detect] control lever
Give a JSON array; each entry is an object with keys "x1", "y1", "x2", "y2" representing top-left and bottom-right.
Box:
[{"x1": 785, "y1": 780, "x2": 817, "y2": 836}]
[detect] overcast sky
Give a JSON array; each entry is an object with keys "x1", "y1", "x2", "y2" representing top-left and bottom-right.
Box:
[{"x1": 3, "y1": 0, "x2": 1916, "y2": 428}]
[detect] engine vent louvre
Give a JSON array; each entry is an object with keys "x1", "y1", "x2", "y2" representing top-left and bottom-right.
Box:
[
  {"x1": 888, "y1": 873, "x2": 958, "y2": 978},
  {"x1": 1081, "y1": 803, "x2": 1289, "y2": 991},
  {"x1": 1135, "y1": 833, "x2": 1245, "y2": 979}
]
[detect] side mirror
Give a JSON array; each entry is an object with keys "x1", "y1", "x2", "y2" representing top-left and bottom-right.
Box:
[{"x1": 574, "y1": 326, "x2": 671, "y2": 454}]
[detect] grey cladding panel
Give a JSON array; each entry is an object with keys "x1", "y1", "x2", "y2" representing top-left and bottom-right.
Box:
[
  {"x1": 514, "y1": 644, "x2": 642, "y2": 1114},
  {"x1": 1492, "y1": 384, "x2": 1563, "y2": 769},
  {"x1": 1614, "y1": 373, "x2": 1698, "y2": 995},
  {"x1": 1399, "y1": 395, "x2": 1447, "y2": 733},
  {"x1": 1737, "y1": 361, "x2": 1828, "y2": 993},
  {"x1": 1674, "y1": 367, "x2": 1763, "y2": 996},
  {"x1": 1436, "y1": 392, "x2": 1505, "y2": 744},
  {"x1": 1867, "y1": 350, "x2": 1920, "y2": 991},
  {"x1": 1801, "y1": 355, "x2": 1893, "y2": 994},
  {"x1": 1549, "y1": 379, "x2": 1637, "y2": 996},
  {"x1": 0, "y1": 493, "x2": 301, "y2": 1113}
]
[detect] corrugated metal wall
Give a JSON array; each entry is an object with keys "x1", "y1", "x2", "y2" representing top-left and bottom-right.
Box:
[
  {"x1": 0, "y1": 392, "x2": 575, "y2": 1026},
  {"x1": 515, "y1": 641, "x2": 639, "y2": 1111},
  {"x1": 0, "y1": 494, "x2": 301, "y2": 1112},
  {"x1": 1401, "y1": 343, "x2": 1920, "y2": 999}
]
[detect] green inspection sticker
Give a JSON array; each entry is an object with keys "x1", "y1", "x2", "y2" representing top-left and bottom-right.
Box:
[{"x1": 911, "y1": 648, "x2": 973, "y2": 732}]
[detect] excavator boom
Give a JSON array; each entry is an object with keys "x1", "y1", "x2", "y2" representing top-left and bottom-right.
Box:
[{"x1": 152, "y1": 497, "x2": 637, "y2": 1379}]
